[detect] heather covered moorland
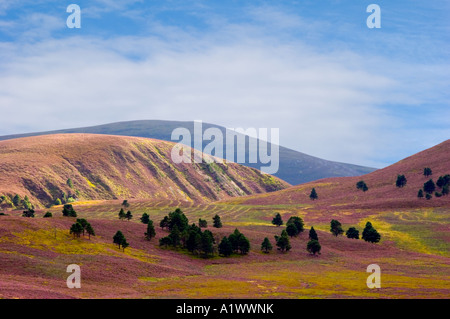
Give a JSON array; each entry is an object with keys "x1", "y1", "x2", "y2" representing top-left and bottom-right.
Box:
[{"x1": 0, "y1": 138, "x2": 449, "y2": 299}]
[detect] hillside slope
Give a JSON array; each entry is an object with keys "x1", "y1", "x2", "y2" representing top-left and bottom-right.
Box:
[
  {"x1": 0, "y1": 134, "x2": 289, "y2": 209},
  {"x1": 227, "y1": 139, "x2": 450, "y2": 209},
  {"x1": 0, "y1": 120, "x2": 376, "y2": 185}
]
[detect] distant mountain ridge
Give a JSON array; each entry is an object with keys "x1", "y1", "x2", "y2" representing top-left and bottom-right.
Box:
[
  {"x1": 0, "y1": 134, "x2": 290, "y2": 208},
  {"x1": 0, "y1": 120, "x2": 376, "y2": 184}
]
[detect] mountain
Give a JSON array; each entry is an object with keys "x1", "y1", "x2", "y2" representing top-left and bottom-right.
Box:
[
  {"x1": 0, "y1": 120, "x2": 376, "y2": 185},
  {"x1": 0, "y1": 134, "x2": 289, "y2": 209},
  {"x1": 226, "y1": 139, "x2": 450, "y2": 209}
]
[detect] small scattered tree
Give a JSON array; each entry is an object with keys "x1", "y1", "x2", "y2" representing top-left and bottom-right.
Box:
[
  {"x1": 425, "y1": 193, "x2": 432, "y2": 200},
  {"x1": 198, "y1": 218, "x2": 208, "y2": 228},
  {"x1": 309, "y1": 227, "x2": 318, "y2": 241},
  {"x1": 121, "y1": 238, "x2": 129, "y2": 252},
  {"x1": 218, "y1": 237, "x2": 233, "y2": 257},
  {"x1": 261, "y1": 237, "x2": 273, "y2": 253},
  {"x1": 86, "y1": 223, "x2": 95, "y2": 239},
  {"x1": 287, "y1": 216, "x2": 304, "y2": 235},
  {"x1": 307, "y1": 240, "x2": 321, "y2": 255},
  {"x1": 423, "y1": 179, "x2": 436, "y2": 194},
  {"x1": 62, "y1": 204, "x2": 77, "y2": 217},
  {"x1": 274, "y1": 230, "x2": 291, "y2": 252},
  {"x1": 346, "y1": 227, "x2": 359, "y2": 239},
  {"x1": 67, "y1": 178, "x2": 74, "y2": 188},
  {"x1": 22, "y1": 209, "x2": 35, "y2": 218},
  {"x1": 159, "y1": 236, "x2": 173, "y2": 248},
  {"x1": 140, "y1": 213, "x2": 150, "y2": 224},
  {"x1": 125, "y1": 211, "x2": 133, "y2": 221},
  {"x1": 212, "y1": 214, "x2": 222, "y2": 228},
  {"x1": 309, "y1": 188, "x2": 318, "y2": 200},
  {"x1": 396, "y1": 175, "x2": 407, "y2": 188},
  {"x1": 237, "y1": 234, "x2": 250, "y2": 255},
  {"x1": 160, "y1": 216, "x2": 169, "y2": 229},
  {"x1": 43, "y1": 212, "x2": 52, "y2": 218},
  {"x1": 200, "y1": 231, "x2": 214, "y2": 257},
  {"x1": 76, "y1": 218, "x2": 88, "y2": 236},
  {"x1": 122, "y1": 200, "x2": 130, "y2": 208},
  {"x1": 362, "y1": 222, "x2": 381, "y2": 243},
  {"x1": 13, "y1": 194, "x2": 21, "y2": 207},
  {"x1": 119, "y1": 208, "x2": 126, "y2": 220},
  {"x1": 168, "y1": 225, "x2": 181, "y2": 247},
  {"x1": 54, "y1": 198, "x2": 62, "y2": 206},
  {"x1": 272, "y1": 213, "x2": 283, "y2": 227},
  {"x1": 70, "y1": 222, "x2": 83, "y2": 238},
  {"x1": 436, "y1": 175, "x2": 450, "y2": 188},
  {"x1": 417, "y1": 189, "x2": 424, "y2": 198},
  {"x1": 286, "y1": 223, "x2": 298, "y2": 238},
  {"x1": 356, "y1": 180, "x2": 369, "y2": 192},
  {"x1": 442, "y1": 185, "x2": 449, "y2": 196},
  {"x1": 423, "y1": 167, "x2": 432, "y2": 177},
  {"x1": 145, "y1": 220, "x2": 156, "y2": 241},
  {"x1": 330, "y1": 219, "x2": 344, "y2": 237},
  {"x1": 113, "y1": 231, "x2": 125, "y2": 249}
]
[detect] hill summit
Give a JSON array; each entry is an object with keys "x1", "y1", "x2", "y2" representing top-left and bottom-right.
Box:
[{"x1": 0, "y1": 134, "x2": 289, "y2": 208}]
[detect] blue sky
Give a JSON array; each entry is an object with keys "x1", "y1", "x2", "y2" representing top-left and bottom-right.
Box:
[{"x1": 0, "y1": 0, "x2": 449, "y2": 168}]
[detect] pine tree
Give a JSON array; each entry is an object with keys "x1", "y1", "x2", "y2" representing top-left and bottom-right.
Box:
[
  {"x1": 22, "y1": 209, "x2": 35, "y2": 218},
  {"x1": 286, "y1": 223, "x2": 298, "y2": 238},
  {"x1": 272, "y1": 213, "x2": 283, "y2": 227},
  {"x1": 121, "y1": 238, "x2": 129, "y2": 252},
  {"x1": 160, "y1": 216, "x2": 169, "y2": 229},
  {"x1": 218, "y1": 237, "x2": 233, "y2": 257},
  {"x1": 125, "y1": 211, "x2": 133, "y2": 221},
  {"x1": 200, "y1": 231, "x2": 214, "y2": 257},
  {"x1": 140, "y1": 213, "x2": 150, "y2": 224},
  {"x1": 261, "y1": 237, "x2": 273, "y2": 253},
  {"x1": 345, "y1": 227, "x2": 359, "y2": 239},
  {"x1": 113, "y1": 231, "x2": 125, "y2": 248},
  {"x1": 118, "y1": 208, "x2": 126, "y2": 220},
  {"x1": 62, "y1": 204, "x2": 77, "y2": 217},
  {"x1": 396, "y1": 175, "x2": 407, "y2": 188},
  {"x1": 213, "y1": 214, "x2": 222, "y2": 228},
  {"x1": 76, "y1": 218, "x2": 88, "y2": 236},
  {"x1": 362, "y1": 222, "x2": 381, "y2": 243},
  {"x1": 238, "y1": 234, "x2": 250, "y2": 255},
  {"x1": 70, "y1": 222, "x2": 83, "y2": 238},
  {"x1": 417, "y1": 189, "x2": 424, "y2": 198},
  {"x1": 145, "y1": 220, "x2": 156, "y2": 241},
  {"x1": 309, "y1": 188, "x2": 318, "y2": 200},
  {"x1": 309, "y1": 227, "x2": 318, "y2": 241},
  {"x1": 330, "y1": 219, "x2": 344, "y2": 237},
  {"x1": 12, "y1": 194, "x2": 21, "y2": 207},
  {"x1": 274, "y1": 230, "x2": 291, "y2": 252},
  {"x1": 307, "y1": 240, "x2": 321, "y2": 255},
  {"x1": 198, "y1": 218, "x2": 208, "y2": 228},
  {"x1": 168, "y1": 225, "x2": 181, "y2": 247},
  {"x1": 228, "y1": 229, "x2": 242, "y2": 252},
  {"x1": 356, "y1": 180, "x2": 369, "y2": 192},
  {"x1": 287, "y1": 216, "x2": 304, "y2": 234},
  {"x1": 86, "y1": 223, "x2": 95, "y2": 239},
  {"x1": 423, "y1": 167, "x2": 432, "y2": 177},
  {"x1": 423, "y1": 179, "x2": 436, "y2": 194},
  {"x1": 443, "y1": 185, "x2": 449, "y2": 196}
]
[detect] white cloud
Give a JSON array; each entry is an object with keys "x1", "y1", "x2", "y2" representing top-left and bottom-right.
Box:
[{"x1": 0, "y1": 5, "x2": 448, "y2": 168}]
